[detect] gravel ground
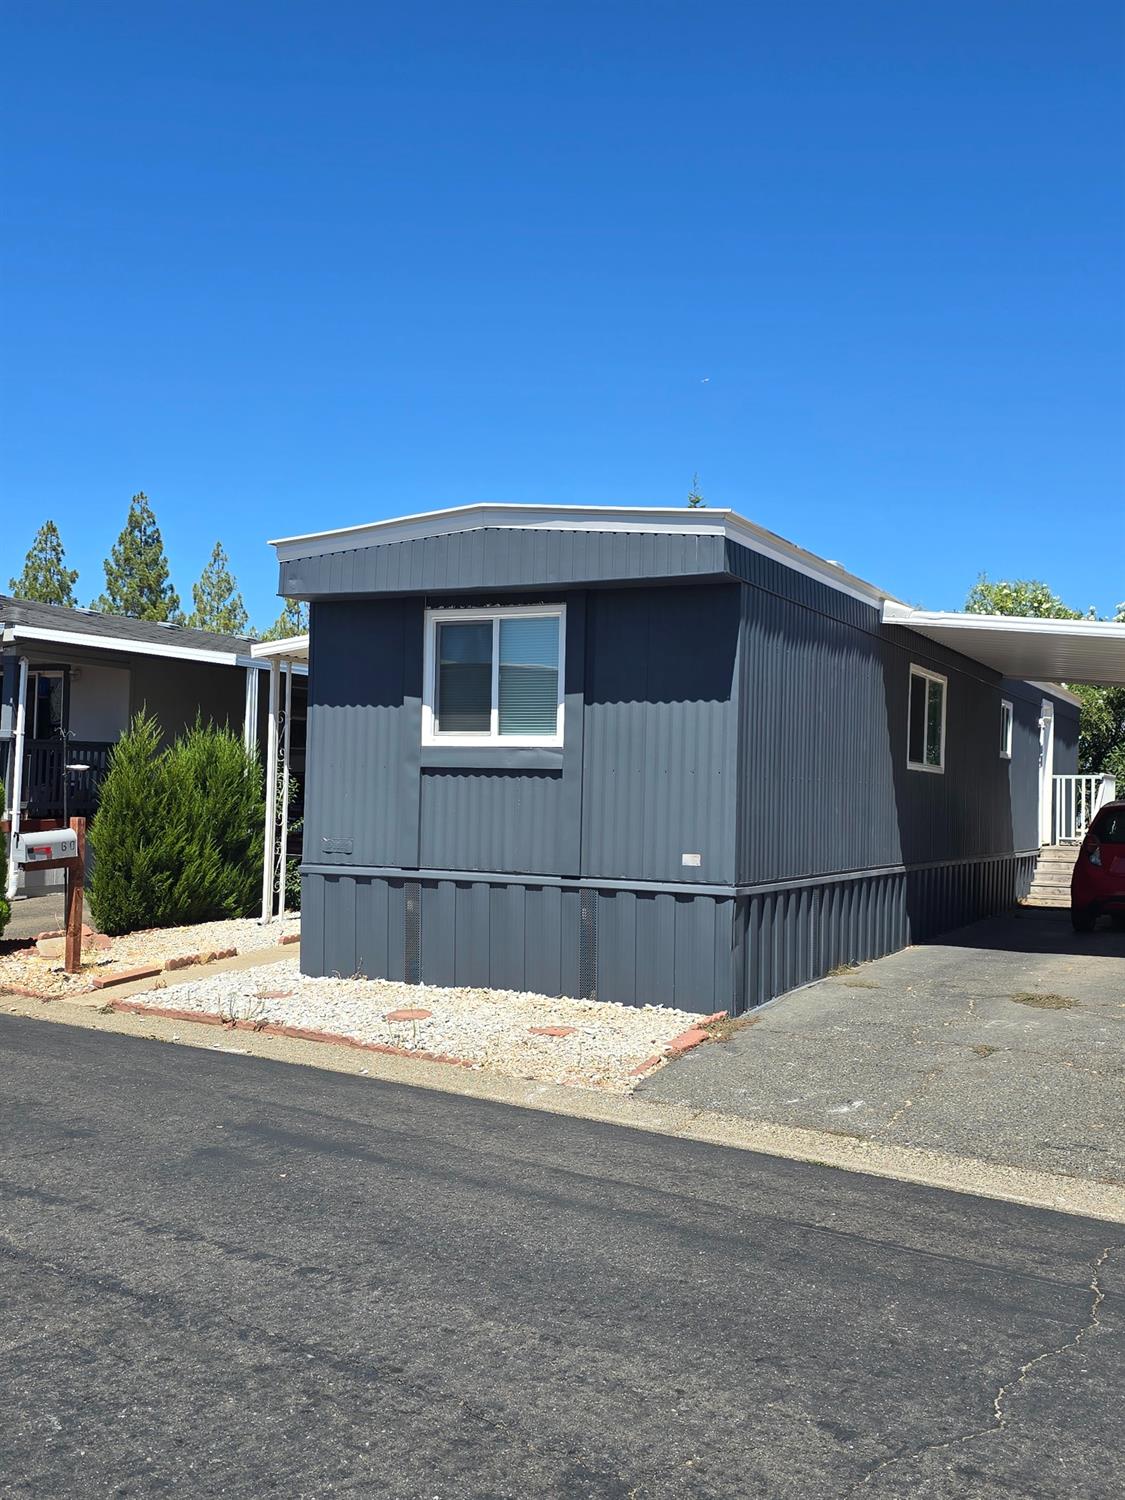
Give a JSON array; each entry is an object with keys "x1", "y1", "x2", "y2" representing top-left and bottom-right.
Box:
[
  {"x1": 0, "y1": 915, "x2": 300, "y2": 997},
  {"x1": 126, "y1": 960, "x2": 699, "y2": 1092}
]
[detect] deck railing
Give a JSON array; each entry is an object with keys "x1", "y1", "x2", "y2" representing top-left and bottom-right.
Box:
[
  {"x1": 1052, "y1": 773, "x2": 1117, "y2": 845},
  {"x1": 22, "y1": 739, "x2": 114, "y2": 820}
]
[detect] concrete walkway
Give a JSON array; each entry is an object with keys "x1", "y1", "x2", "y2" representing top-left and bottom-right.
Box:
[{"x1": 640, "y1": 908, "x2": 1125, "y2": 1186}]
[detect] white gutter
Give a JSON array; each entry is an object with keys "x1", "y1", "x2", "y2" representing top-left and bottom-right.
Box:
[
  {"x1": 882, "y1": 604, "x2": 1125, "y2": 641},
  {"x1": 5, "y1": 656, "x2": 29, "y2": 900},
  {"x1": 3, "y1": 623, "x2": 240, "y2": 666}
]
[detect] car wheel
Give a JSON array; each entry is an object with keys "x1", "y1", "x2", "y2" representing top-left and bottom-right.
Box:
[{"x1": 1071, "y1": 907, "x2": 1096, "y2": 933}]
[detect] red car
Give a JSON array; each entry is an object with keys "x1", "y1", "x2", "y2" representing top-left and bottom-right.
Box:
[{"x1": 1071, "y1": 801, "x2": 1125, "y2": 932}]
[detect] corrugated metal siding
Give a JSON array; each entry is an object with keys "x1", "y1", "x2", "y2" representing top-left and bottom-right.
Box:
[
  {"x1": 419, "y1": 768, "x2": 566, "y2": 874},
  {"x1": 594, "y1": 887, "x2": 733, "y2": 1011},
  {"x1": 303, "y1": 852, "x2": 1035, "y2": 1013},
  {"x1": 723, "y1": 538, "x2": 882, "y2": 632},
  {"x1": 304, "y1": 598, "x2": 423, "y2": 870},
  {"x1": 302, "y1": 869, "x2": 731, "y2": 1011},
  {"x1": 735, "y1": 587, "x2": 1034, "y2": 884},
  {"x1": 734, "y1": 853, "x2": 1037, "y2": 1011},
  {"x1": 581, "y1": 585, "x2": 739, "y2": 884},
  {"x1": 282, "y1": 528, "x2": 729, "y2": 599}
]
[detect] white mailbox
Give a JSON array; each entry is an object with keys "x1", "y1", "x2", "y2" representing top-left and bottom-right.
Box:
[{"x1": 14, "y1": 829, "x2": 79, "y2": 865}]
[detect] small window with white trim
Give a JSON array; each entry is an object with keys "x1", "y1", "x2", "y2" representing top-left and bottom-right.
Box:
[
  {"x1": 907, "y1": 665, "x2": 946, "y2": 772},
  {"x1": 422, "y1": 605, "x2": 565, "y2": 747},
  {"x1": 999, "y1": 699, "x2": 1013, "y2": 760}
]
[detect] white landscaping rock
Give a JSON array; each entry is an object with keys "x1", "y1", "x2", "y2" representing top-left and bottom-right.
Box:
[{"x1": 134, "y1": 961, "x2": 700, "y2": 1094}]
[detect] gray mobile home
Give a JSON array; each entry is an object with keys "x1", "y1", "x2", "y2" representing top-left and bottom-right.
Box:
[{"x1": 270, "y1": 505, "x2": 1082, "y2": 1014}]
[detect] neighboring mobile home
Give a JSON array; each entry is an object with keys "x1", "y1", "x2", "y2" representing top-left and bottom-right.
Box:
[
  {"x1": 263, "y1": 505, "x2": 1119, "y2": 1014},
  {"x1": 1, "y1": 595, "x2": 306, "y2": 898}
]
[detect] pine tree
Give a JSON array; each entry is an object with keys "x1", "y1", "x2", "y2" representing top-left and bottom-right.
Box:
[
  {"x1": 259, "y1": 599, "x2": 309, "y2": 641},
  {"x1": 8, "y1": 521, "x2": 79, "y2": 606},
  {"x1": 187, "y1": 541, "x2": 249, "y2": 636},
  {"x1": 94, "y1": 492, "x2": 182, "y2": 621},
  {"x1": 687, "y1": 473, "x2": 706, "y2": 508}
]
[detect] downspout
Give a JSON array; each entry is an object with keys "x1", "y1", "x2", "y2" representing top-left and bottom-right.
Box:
[
  {"x1": 243, "y1": 663, "x2": 259, "y2": 753},
  {"x1": 5, "y1": 656, "x2": 29, "y2": 900},
  {"x1": 260, "y1": 657, "x2": 280, "y2": 922}
]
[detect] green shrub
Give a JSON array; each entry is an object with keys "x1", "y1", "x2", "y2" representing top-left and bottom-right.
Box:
[
  {"x1": 0, "y1": 780, "x2": 10, "y2": 939},
  {"x1": 90, "y1": 714, "x2": 263, "y2": 936}
]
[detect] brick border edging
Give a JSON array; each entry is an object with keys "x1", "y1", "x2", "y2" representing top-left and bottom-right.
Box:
[
  {"x1": 2, "y1": 928, "x2": 301, "y2": 1000},
  {"x1": 629, "y1": 1011, "x2": 727, "y2": 1076},
  {"x1": 106, "y1": 998, "x2": 478, "y2": 1070},
  {"x1": 99, "y1": 998, "x2": 728, "y2": 1080}
]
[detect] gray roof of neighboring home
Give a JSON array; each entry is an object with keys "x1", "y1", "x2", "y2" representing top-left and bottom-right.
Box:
[{"x1": 0, "y1": 594, "x2": 256, "y2": 660}]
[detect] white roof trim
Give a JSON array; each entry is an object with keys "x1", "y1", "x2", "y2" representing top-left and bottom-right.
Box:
[
  {"x1": 2, "y1": 623, "x2": 242, "y2": 666},
  {"x1": 883, "y1": 605, "x2": 1125, "y2": 688},
  {"x1": 1025, "y1": 681, "x2": 1084, "y2": 708},
  {"x1": 269, "y1": 503, "x2": 897, "y2": 609},
  {"x1": 249, "y1": 634, "x2": 310, "y2": 662},
  {"x1": 883, "y1": 605, "x2": 1125, "y2": 641}
]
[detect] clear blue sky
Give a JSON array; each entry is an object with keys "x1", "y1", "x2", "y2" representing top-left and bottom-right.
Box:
[{"x1": 3, "y1": 1, "x2": 1122, "y2": 630}]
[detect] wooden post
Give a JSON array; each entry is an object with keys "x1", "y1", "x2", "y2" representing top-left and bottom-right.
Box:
[{"x1": 64, "y1": 817, "x2": 86, "y2": 974}]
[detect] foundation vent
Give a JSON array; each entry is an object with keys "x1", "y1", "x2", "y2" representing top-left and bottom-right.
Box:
[
  {"x1": 578, "y1": 889, "x2": 597, "y2": 1001},
  {"x1": 404, "y1": 881, "x2": 422, "y2": 985}
]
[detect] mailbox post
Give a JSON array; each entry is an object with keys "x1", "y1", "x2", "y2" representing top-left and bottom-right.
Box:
[{"x1": 13, "y1": 819, "x2": 87, "y2": 973}]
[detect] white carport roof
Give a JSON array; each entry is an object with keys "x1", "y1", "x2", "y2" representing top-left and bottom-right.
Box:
[
  {"x1": 883, "y1": 605, "x2": 1125, "y2": 687},
  {"x1": 250, "y1": 634, "x2": 309, "y2": 662}
]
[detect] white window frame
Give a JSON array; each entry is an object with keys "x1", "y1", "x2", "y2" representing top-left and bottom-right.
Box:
[
  {"x1": 999, "y1": 698, "x2": 1013, "y2": 760},
  {"x1": 422, "y1": 603, "x2": 566, "y2": 748},
  {"x1": 907, "y1": 664, "x2": 947, "y2": 774}
]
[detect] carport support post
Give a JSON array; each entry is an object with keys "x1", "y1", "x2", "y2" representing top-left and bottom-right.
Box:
[
  {"x1": 64, "y1": 818, "x2": 86, "y2": 974},
  {"x1": 261, "y1": 657, "x2": 280, "y2": 922},
  {"x1": 4, "y1": 655, "x2": 29, "y2": 901},
  {"x1": 278, "y1": 659, "x2": 292, "y2": 922}
]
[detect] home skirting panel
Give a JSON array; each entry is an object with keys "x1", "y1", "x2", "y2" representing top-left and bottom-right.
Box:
[{"x1": 301, "y1": 851, "x2": 1036, "y2": 1017}]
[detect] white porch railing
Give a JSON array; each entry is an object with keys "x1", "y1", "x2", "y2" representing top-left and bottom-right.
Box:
[{"x1": 1052, "y1": 773, "x2": 1117, "y2": 845}]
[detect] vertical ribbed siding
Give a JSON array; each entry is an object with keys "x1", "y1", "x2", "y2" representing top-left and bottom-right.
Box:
[
  {"x1": 733, "y1": 853, "x2": 1038, "y2": 1011},
  {"x1": 282, "y1": 528, "x2": 730, "y2": 598},
  {"x1": 581, "y1": 585, "x2": 739, "y2": 884},
  {"x1": 304, "y1": 598, "x2": 422, "y2": 870},
  {"x1": 419, "y1": 768, "x2": 566, "y2": 874},
  {"x1": 735, "y1": 586, "x2": 1036, "y2": 886}
]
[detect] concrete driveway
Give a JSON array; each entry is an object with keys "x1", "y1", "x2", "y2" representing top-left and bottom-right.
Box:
[{"x1": 641, "y1": 908, "x2": 1125, "y2": 1186}]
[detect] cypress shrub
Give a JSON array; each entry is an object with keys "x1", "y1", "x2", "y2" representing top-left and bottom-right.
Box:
[
  {"x1": 161, "y1": 721, "x2": 263, "y2": 927},
  {"x1": 90, "y1": 714, "x2": 263, "y2": 936},
  {"x1": 89, "y1": 714, "x2": 172, "y2": 936}
]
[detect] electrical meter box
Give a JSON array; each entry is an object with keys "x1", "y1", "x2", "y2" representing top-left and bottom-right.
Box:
[{"x1": 14, "y1": 829, "x2": 79, "y2": 865}]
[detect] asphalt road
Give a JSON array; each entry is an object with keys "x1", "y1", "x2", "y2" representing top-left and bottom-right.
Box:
[{"x1": 1, "y1": 1018, "x2": 1120, "y2": 1500}]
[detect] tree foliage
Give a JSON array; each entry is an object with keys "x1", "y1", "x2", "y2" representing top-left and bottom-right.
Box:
[
  {"x1": 8, "y1": 521, "x2": 79, "y2": 607},
  {"x1": 965, "y1": 575, "x2": 1092, "y2": 621},
  {"x1": 187, "y1": 541, "x2": 250, "y2": 636},
  {"x1": 94, "y1": 492, "x2": 182, "y2": 622},
  {"x1": 89, "y1": 713, "x2": 263, "y2": 936},
  {"x1": 965, "y1": 576, "x2": 1125, "y2": 783},
  {"x1": 259, "y1": 599, "x2": 309, "y2": 641},
  {"x1": 687, "y1": 472, "x2": 706, "y2": 508}
]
